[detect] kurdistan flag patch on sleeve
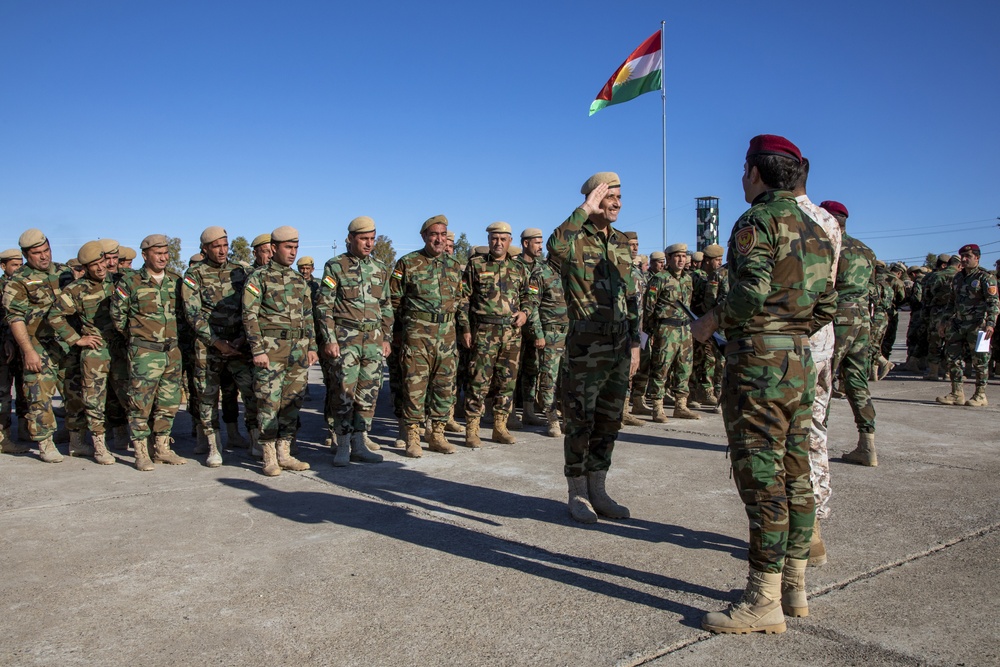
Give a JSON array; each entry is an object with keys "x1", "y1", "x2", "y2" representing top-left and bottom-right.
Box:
[
  {"x1": 391, "y1": 268, "x2": 403, "y2": 281},
  {"x1": 246, "y1": 283, "x2": 261, "y2": 298},
  {"x1": 115, "y1": 285, "x2": 128, "y2": 299},
  {"x1": 323, "y1": 275, "x2": 337, "y2": 290},
  {"x1": 183, "y1": 276, "x2": 198, "y2": 290}
]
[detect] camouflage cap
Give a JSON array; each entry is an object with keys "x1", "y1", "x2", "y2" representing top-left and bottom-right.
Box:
[
  {"x1": 650, "y1": 251, "x2": 666, "y2": 261},
  {"x1": 703, "y1": 244, "x2": 724, "y2": 259},
  {"x1": 271, "y1": 226, "x2": 298, "y2": 243},
  {"x1": 99, "y1": 238, "x2": 120, "y2": 255},
  {"x1": 140, "y1": 234, "x2": 169, "y2": 250},
  {"x1": 665, "y1": 242, "x2": 688, "y2": 255},
  {"x1": 348, "y1": 216, "x2": 376, "y2": 234},
  {"x1": 190, "y1": 253, "x2": 204, "y2": 264},
  {"x1": 251, "y1": 233, "x2": 271, "y2": 248},
  {"x1": 18, "y1": 229, "x2": 47, "y2": 250},
  {"x1": 296, "y1": 256, "x2": 314, "y2": 268},
  {"x1": 937, "y1": 253, "x2": 952, "y2": 263},
  {"x1": 580, "y1": 172, "x2": 621, "y2": 195},
  {"x1": 890, "y1": 262, "x2": 907, "y2": 273},
  {"x1": 77, "y1": 240, "x2": 105, "y2": 266},
  {"x1": 623, "y1": 231, "x2": 638, "y2": 240},
  {"x1": 0, "y1": 248, "x2": 21, "y2": 261},
  {"x1": 200, "y1": 226, "x2": 228, "y2": 245},
  {"x1": 486, "y1": 221, "x2": 512, "y2": 235},
  {"x1": 421, "y1": 215, "x2": 448, "y2": 233},
  {"x1": 119, "y1": 246, "x2": 137, "y2": 261},
  {"x1": 692, "y1": 251, "x2": 704, "y2": 262},
  {"x1": 520, "y1": 227, "x2": 543, "y2": 240}
]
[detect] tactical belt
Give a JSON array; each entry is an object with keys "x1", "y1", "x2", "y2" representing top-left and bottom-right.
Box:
[
  {"x1": 569, "y1": 320, "x2": 629, "y2": 336},
  {"x1": 837, "y1": 301, "x2": 863, "y2": 309},
  {"x1": 260, "y1": 327, "x2": 307, "y2": 340},
  {"x1": 657, "y1": 318, "x2": 688, "y2": 326},
  {"x1": 474, "y1": 314, "x2": 513, "y2": 325},
  {"x1": 408, "y1": 311, "x2": 454, "y2": 324},
  {"x1": 335, "y1": 319, "x2": 380, "y2": 332},
  {"x1": 724, "y1": 334, "x2": 809, "y2": 355},
  {"x1": 132, "y1": 339, "x2": 177, "y2": 352},
  {"x1": 543, "y1": 322, "x2": 569, "y2": 333},
  {"x1": 212, "y1": 325, "x2": 243, "y2": 338}
]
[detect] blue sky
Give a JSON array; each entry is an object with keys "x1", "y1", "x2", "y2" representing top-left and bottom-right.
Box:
[{"x1": 3, "y1": 1, "x2": 998, "y2": 267}]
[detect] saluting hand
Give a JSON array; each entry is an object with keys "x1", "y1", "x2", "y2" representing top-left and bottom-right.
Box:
[{"x1": 582, "y1": 182, "x2": 609, "y2": 216}]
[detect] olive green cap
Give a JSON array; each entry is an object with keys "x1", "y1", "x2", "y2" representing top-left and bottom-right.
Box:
[
  {"x1": 296, "y1": 256, "x2": 314, "y2": 268},
  {"x1": 623, "y1": 231, "x2": 637, "y2": 240},
  {"x1": 703, "y1": 244, "x2": 725, "y2": 259},
  {"x1": 650, "y1": 251, "x2": 666, "y2": 261}
]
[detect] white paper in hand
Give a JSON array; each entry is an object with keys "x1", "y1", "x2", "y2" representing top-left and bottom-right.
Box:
[{"x1": 975, "y1": 330, "x2": 992, "y2": 353}]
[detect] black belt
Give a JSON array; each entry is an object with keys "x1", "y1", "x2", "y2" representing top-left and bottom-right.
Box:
[
  {"x1": 260, "y1": 327, "x2": 307, "y2": 340},
  {"x1": 335, "y1": 319, "x2": 380, "y2": 332},
  {"x1": 724, "y1": 334, "x2": 809, "y2": 355},
  {"x1": 212, "y1": 325, "x2": 243, "y2": 338},
  {"x1": 543, "y1": 322, "x2": 569, "y2": 333},
  {"x1": 408, "y1": 311, "x2": 454, "y2": 323},
  {"x1": 569, "y1": 320, "x2": 629, "y2": 336},
  {"x1": 474, "y1": 314, "x2": 513, "y2": 325},
  {"x1": 132, "y1": 339, "x2": 177, "y2": 352},
  {"x1": 657, "y1": 318, "x2": 688, "y2": 326}
]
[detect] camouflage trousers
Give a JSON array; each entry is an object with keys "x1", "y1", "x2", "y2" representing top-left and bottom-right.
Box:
[
  {"x1": 0, "y1": 353, "x2": 28, "y2": 430},
  {"x1": 536, "y1": 326, "x2": 566, "y2": 412},
  {"x1": 832, "y1": 306, "x2": 875, "y2": 433},
  {"x1": 691, "y1": 340, "x2": 721, "y2": 398},
  {"x1": 18, "y1": 339, "x2": 70, "y2": 441},
  {"x1": 925, "y1": 310, "x2": 949, "y2": 365},
  {"x1": 323, "y1": 326, "x2": 385, "y2": 435},
  {"x1": 882, "y1": 310, "x2": 899, "y2": 360},
  {"x1": 253, "y1": 337, "x2": 310, "y2": 441},
  {"x1": 722, "y1": 334, "x2": 815, "y2": 574},
  {"x1": 945, "y1": 322, "x2": 990, "y2": 387},
  {"x1": 906, "y1": 310, "x2": 927, "y2": 359},
  {"x1": 58, "y1": 347, "x2": 86, "y2": 432},
  {"x1": 869, "y1": 312, "x2": 889, "y2": 367},
  {"x1": 808, "y1": 356, "x2": 833, "y2": 520},
  {"x1": 516, "y1": 334, "x2": 539, "y2": 406},
  {"x1": 400, "y1": 321, "x2": 457, "y2": 425},
  {"x1": 80, "y1": 344, "x2": 129, "y2": 434},
  {"x1": 627, "y1": 340, "x2": 650, "y2": 402},
  {"x1": 194, "y1": 340, "x2": 257, "y2": 437},
  {"x1": 562, "y1": 323, "x2": 630, "y2": 477},
  {"x1": 126, "y1": 344, "x2": 182, "y2": 441},
  {"x1": 466, "y1": 322, "x2": 522, "y2": 417},
  {"x1": 647, "y1": 321, "x2": 693, "y2": 400}
]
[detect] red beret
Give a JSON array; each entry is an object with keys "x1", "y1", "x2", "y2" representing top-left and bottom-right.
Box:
[
  {"x1": 959, "y1": 244, "x2": 981, "y2": 256},
  {"x1": 819, "y1": 200, "x2": 849, "y2": 218},
  {"x1": 746, "y1": 134, "x2": 802, "y2": 163}
]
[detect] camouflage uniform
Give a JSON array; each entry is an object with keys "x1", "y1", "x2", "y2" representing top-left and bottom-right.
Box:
[
  {"x1": 905, "y1": 276, "x2": 927, "y2": 362},
  {"x1": 831, "y1": 234, "x2": 877, "y2": 434},
  {"x1": 921, "y1": 265, "x2": 959, "y2": 369},
  {"x1": 242, "y1": 262, "x2": 317, "y2": 441},
  {"x1": 691, "y1": 265, "x2": 728, "y2": 398},
  {"x1": 643, "y1": 268, "x2": 693, "y2": 402},
  {"x1": 943, "y1": 266, "x2": 999, "y2": 388},
  {"x1": 0, "y1": 273, "x2": 29, "y2": 438},
  {"x1": 527, "y1": 256, "x2": 569, "y2": 414},
  {"x1": 315, "y1": 252, "x2": 393, "y2": 435},
  {"x1": 546, "y1": 207, "x2": 638, "y2": 477},
  {"x1": 713, "y1": 189, "x2": 836, "y2": 574},
  {"x1": 868, "y1": 269, "x2": 896, "y2": 370},
  {"x1": 389, "y1": 249, "x2": 467, "y2": 426},
  {"x1": 515, "y1": 254, "x2": 541, "y2": 410},
  {"x1": 628, "y1": 263, "x2": 650, "y2": 402}
]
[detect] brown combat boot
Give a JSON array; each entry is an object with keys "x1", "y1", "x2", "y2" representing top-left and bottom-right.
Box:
[
  {"x1": 225, "y1": 421, "x2": 249, "y2": 449},
  {"x1": 699, "y1": 387, "x2": 719, "y2": 407},
  {"x1": 922, "y1": 362, "x2": 940, "y2": 381},
  {"x1": 444, "y1": 406, "x2": 463, "y2": 433},
  {"x1": 621, "y1": 401, "x2": 645, "y2": 427},
  {"x1": 936, "y1": 379, "x2": 965, "y2": 406},
  {"x1": 68, "y1": 430, "x2": 94, "y2": 457},
  {"x1": 132, "y1": 438, "x2": 154, "y2": 471},
  {"x1": 651, "y1": 399, "x2": 669, "y2": 424},
  {"x1": 350, "y1": 432, "x2": 383, "y2": 463},
  {"x1": 523, "y1": 400, "x2": 546, "y2": 426},
  {"x1": 277, "y1": 438, "x2": 310, "y2": 471},
  {"x1": 194, "y1": 425, "x2": 209, "y2": 454},
  {"x1": 586, "y1": 470, "x2": 630, "y2": 519},
  {"x1": 566, "y1": 475, "x2": 598, "y2": 524},
  {"x1": 153, "y1": 435, "x2": 187, "y2": 465},
  {"x1": 362, "y1": 432, "x2": 380, "y2": 451},
  {"x1": 492, "y1": 411, "x2": 517, "y2": 444},
  {"x1": 966, "y1": 386, "x2": 988, "y2": 407},
  {"x1": 673, "y1": 395, "x2": 701, "y2": 420},
  {"x1": 91, "y1": 432, "x2": 115, "y2": 465},
  {"x1": 545, "y1": 409, "x2": 562, "y2": 438},
  {"x1": 260, "y1": 440, "x2": 280, "y2": 476},
  {"x1": 781, "y1": 558, "x2": 809, "y2": 618},
  {"x1": 0, "y1": 426, "x2": 29, "y2": 454},
  {"x1": 630, "y1": 394, "x2": 652, "y2": 416},
  {"x1": 702, "y1": 569, "x2": 786, "y2": 634},
  {"x1": 205, "y1": 430, "x2": 223, "y2": 468},
  {"x1": 808, "y1": 517, "x2": 827, "y2": 567},
  {"x1": 465, "y1": 416, "x2": 482, "y2": 448},
  {"x1": 842, "y1": 432, "x2": 878, "y2": 466},
  {"x1": 404, "y1": 423, "x2": 423, "y2": 458},
  {"x1": 426, "y1": 421, "x2": 456, "y2": 454}
]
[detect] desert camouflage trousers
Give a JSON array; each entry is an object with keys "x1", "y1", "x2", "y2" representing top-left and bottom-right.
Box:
[
  {"x1": 253, "y1": 337, "x2": 310, "y2": 441},
  {"x1": 127, "y1": 344, "x2": 182, "y2": 440},
  {"x1": 18, "y1": 339, "x2": 74, "y2": 441},
  {"x1": 722, "y1": 334, "x2": 815, "y2": 574},
  {"x1": 324, "y1": 326, "x2": 385, "y2": 435},
  {"x1": 832, "y1": 306, "x2": 876, "y2": 433},
  {"x1": 647, "y1": 321, "x2": 693, "y2": 400},
  {"x1": 808, "y1": 356, "x2": 833, "y2": 520},
  {"x1": 945, "y1": 321, "x2": 990, "y2": 387},
  {"x1": 562, "y1": 324, "x2": 630, "y2": 477},
  {"x1": 80, "y1": 344, "x2": 129, "y2": 434},
  {"x1": 466, "y1": 322, "x2": 521, "y2": 417},
  {"x1": 194, "y1": 340, "x2": 257, "y2": 436},
  {"x1": 400, "y1": 321, "x2": 457, "y2": 426}
]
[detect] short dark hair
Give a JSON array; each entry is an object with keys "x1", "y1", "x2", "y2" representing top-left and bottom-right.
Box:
[{"x1": 748, "y1": 153, "x2": 805, "y2": 190}]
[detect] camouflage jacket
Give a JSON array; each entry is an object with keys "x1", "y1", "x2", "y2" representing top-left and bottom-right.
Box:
[
  {"x1": 314, "y1": 252, "x2": 393, "y2": 345},
  {"x1": 872, "y1": 270, "x2": 896, "y2": 318},
  {"x1": 242, "y1": 262, "x2": 317, "y2": 356},
  {"x1": 49, "y1": 276, "x2": 121, "y2": 345},
  {"x1": 180, "y1": 259, "x2": 249, "y2": 347},
  {"x1": 526, "y1": 255, "x2": 568, "y2": 340},
  {"x1": 461, "y1": 253, "x2": 536, "y2": 333},
  {"x1": 545, "y1": 207, "x2": 638, "y2": 343},
  {"x1": 389, "y1": 249, "x2": 468, "y2": 329},
  {"x1": 715, "y1": 190, "x2": 836, "y2": 338},
  {"x1": 921, "y1": 267, "x2": 958, "y2": 317},
  {"x1": 691, "y1": 266, "x2": 728, "y2": 316},
  {"x1": 2, "y1": 262, "x2": 68, "y2": 342},
  {"x1": 111, "y1": 267, "x2": 182, "y2": 345},
  {"x1": 643, "y1": 268, "x2": 692, "y2": 332},
  {"x1": 948, "y1": 266, "x2": 999, "y2": 330},
  {"x1": 835, "y1": 234, "x2": 876, "y2": 307}
]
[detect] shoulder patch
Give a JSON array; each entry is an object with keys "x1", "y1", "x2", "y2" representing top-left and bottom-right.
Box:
[
  {"x1": 182, "y1": 276, "x2": 198, "y2": 290},
  {"x1": 246, "y1": 283, "x2": 261, "y2": 298},
  {"x1": 391, "y1": 268, "x2": 404, "y2": 281},
  {"x1": 989, "y1": 285, "x2": 997, "y2": 296},
  {"x1": 527, "y1": 281, "x2": 539, "y2": 295},
  {"x1": 115, "y1": 285, "x2": 128, "y2": 299},
  {"x1": 735, "y1": 226, "x2": 757, "y2": 256},
  {"x1": 323, "y1": 275, "x2": 337, "y2": 290}
]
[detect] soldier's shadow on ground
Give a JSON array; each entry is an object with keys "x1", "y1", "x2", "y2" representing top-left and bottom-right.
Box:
[
  {"x1": 218, "y1": 475, "x2": 729, "y2": 628},
  {"x1": 615, "y1": 431, "x2": 727, "y2": 454}
]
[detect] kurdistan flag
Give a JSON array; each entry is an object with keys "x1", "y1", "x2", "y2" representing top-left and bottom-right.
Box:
[{"x1": 589, "y1": 30, "x2": 663, "y2": 116}]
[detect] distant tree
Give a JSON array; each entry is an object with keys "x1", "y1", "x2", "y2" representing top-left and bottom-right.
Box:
[
  {"x1": 166, "y1": 236, "x2": 186, "y2": 275},
  {"x1": 229, "y1": 235, "x2": 251, "y2": 265},
  {"x1": 454, "y1": 232, "x2": 471, "y2": 264},
  {"x1": 372, "y1": 235, "x2": 396, "y2": 267},
  {"x1": 925, "y1": 252, "x2": 938, "y2": 268}
]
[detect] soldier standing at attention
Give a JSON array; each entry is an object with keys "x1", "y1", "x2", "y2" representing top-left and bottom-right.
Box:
[
  {"x1": 250, "y1": 234, "x2": 273, "y2": 271},
  {"x1": 690, "y1": 244, "x2": 726, "y2": 409},
  {"x1": 921, "y1": 254, "x2": 959, "y2": 380},
  {"x1": 692, "y1": 135, "x2": 836, "y2": 634},
  {"x1": 117, "y1": 247, "x2": 136, "y2": 271},
  {"x1": 111, "y1": 234, "x2": 188, "y2": 471},
  {"x1": 315, "y1": 216, "x2": 391, "y2": 466},
  {"x1": 648, "y1": 251, "x2": 665, "y2": 277},
  {"x1": 461, "y1": 222, "x2": 534, "y2": 446},
  {"x1": 0, "y1": 248, "x2": 30, "y2": 453},
  {"x1": 389, "y1": 215, "x2": 468, "y2": 458},
  {"x1": 622, "y1": 231, "x2": 649, "y2": 425},
  {"x1": 181, "y1": 227, "x2": 258, "y2": 468},
  {"x1": 644, "y1": 243, "x2": 700, "y2": 422},
  {"x1": 513, "y1": 228, "x2": 547, "y2": 428},
  {"x1": 936, "y1": 243, "x2": 999, "y2": 407},
  {"x1": 546, "y1": 172, "x2": 640, "y2": 524},
  {"x1": 242, "y1": 226, "x2": 317, "y2": 476}
]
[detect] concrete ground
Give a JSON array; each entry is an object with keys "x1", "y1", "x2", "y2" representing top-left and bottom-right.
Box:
[{"x1": 2, "y1": 314, "x2": 998, "y2": 667}]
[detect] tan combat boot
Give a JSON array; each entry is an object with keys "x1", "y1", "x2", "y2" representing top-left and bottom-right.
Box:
[
  {"x1": 465, "y1": 416, "x2": 482, "y2": 448},
  {"x1": 395, "y1": 417, "x2": 408, "y2": 448},
  {"x1": 566, "y1": 475, "x2": 598, "y2": 524},
  {"x1": 333, "y1": 433, "x2": 351, "y2": 467},
  {"x1": 545, "y1": 409, "x2": 562, "y2": 438},
  {"x1": 492, "y1": 411, "x2": 517, "y2": 444},
  {"x1": 621, "y1": 401, "x2": 645, "y2": 427},
  {"x1": 404, "y1": 423, "x2": 423, "y2": 458},
  {"x1": 922, "y1": 362, "x2": 939, "y2": 381},
  {"x1": 651, "y1": 399, "x2": 669, "y2": 424},
  {"x1": 91, "y1": 432, "x2": 115, "y2": 465},
  {"x1": 194, "y1": 425, "x2": 209, "y2": 454},
  {"x1": 444, "y1": 406, "x2": 463, "y2": 433},
  {"x1": 68, "y1": 430, "x2": 94, "y2": 457},
  {"x1": 673, "y1": 395, "x2": 702, "y2": 420},
  {"x1": 362, "y1": 432, "x2": 380, "y2": 451},
  {"x1": 843, "y1": 432, "x2": 878, "y2": 466},
  {"x1": 0, "y1": 426, "x2": 29, "y2": 454},
  {"x1": 781, "y1": 558, "x2": 809, "y2": 618},
  {"x1": 808, "y1": 517, "x2": 827, "y2": 567},
  {"x1": 586, "y1": 470, "x2": 630, "y2": 519},
  {"x1": 38, "y1": 437, "x2": 64, "y2": 463},
  {"x1": 225, "y1": 421, "x2": 249, "y2": 449},
  {"x1": 153, "y1": 435, "x2": 187, "y2": 465},
  {"x1": 205, "y1": 430, "x2": 223, "y2": 468},
  {"x1": 936, "y1": 379, "x2": 965, "y2": 406},
  {"x1": 702, "y1": 569, "x2": 786, "y2": 634},
  {"x1": 630, "y1": 394, "x2": 652, "y2": 416},
  {"x1": 276, "y1": 438, "x2": 310, "y2": 471},
  {"x1": 966, "y1": 386, "x2": 988, "y2": 407},
  {"x1": 699, "y1": 387, "x2": 719, "y2": 408},
  {"x1": 260, "y1": 440, "x2": 280, "y2": 476},
  {"x1": 350, "y1": 432, "x2": 383, "y2": 463},
  {"x1": 132, "y1": 439, "x2": 154, "y2": 472},
  {"x1": 523, "y1": 400, "x2": 546, "y2": 426},
  {"x1": 426, "y1": 421, "x2": 456, "y2": 454}
]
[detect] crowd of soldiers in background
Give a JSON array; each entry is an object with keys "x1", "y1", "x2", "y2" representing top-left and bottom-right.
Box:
[{"x1": 1, "y1": 215, "x2": 997, "y2": 475}]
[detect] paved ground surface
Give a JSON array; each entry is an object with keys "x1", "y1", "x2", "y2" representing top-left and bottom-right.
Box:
[{"x1": 2, "y1": 314, "x2": 998, "y2": 666}]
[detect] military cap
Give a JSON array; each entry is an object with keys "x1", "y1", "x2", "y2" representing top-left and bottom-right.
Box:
[
  {"x1": 200, "y1": 226, "x2": 228, "y2": 245},
  {"x1": 907, "y1": 265, "x2": 921, "y2": 274},
  {"x1": 650, "y1": 251, "x2": 666, "y2": 261},
  {"x1": 638, "y1": 254, "x2": 648, "y2": 264},
  {"x1": 746, "y1": 134, "x2": 802, "y2": 163},
  {"x1": 446, "y1": 231, "x2": 455, "y2": 241},
  {"x1": 520, "y1": 227, "x2": 543, "y2": 240},
  {"x1": 623, "y1": 231, "x2": 638, "y2": 240},
  {"x1": 18, "y1": 229, "x2": 47, "y2": 250},
  {"x1": 99, "y1": 238, "x2": 120, "y2": 255},
  {"x1": 348, "y1": 216, "x2": 376, "y2": 234},
  {"x1": 632, "y1": 257, "x2": 642, "y2": 267},
  {"x1": 473, "y1": 245, "x2": 489, "y2": 256},
  {"x1": 77, "y1": 240, "x2": 106, "y2": 266},
  {"x1": 67, "y1": 258, "x2": 81, "y2": 268},
  {"x1": 692, "y1": 251, "x2": 704, "y2": 262},
  {"x1": 270, "y1": 226, "x2": 298, "y2": 243},
  {"x1": 580, "y1": 172, "x2": 621, "y2": 195},
  {"x1": 875, "y1": 260, "x2": 886, "y2": 269},
  {"x1": 251, "y1": 233, "x2": 271, "y2": 248},
  {"x1": 703, "y1": 244, "x2": 724, "y2": 259},
  {"x1": 421, "y1": 215, "x2": 448, "y2": 233},
  {"x1": 508, "y1": 245, "x2": 521, "y2": 256},
  {"x1": 119, "y1": 246, "x2": 137, "y2": 261},
  {"x1": 920, "y1": 266, "x2": 932, "y2": 274},
  {"x1": 190, "y1": 253, "x2": 204, "y2": 264},
  {"x1": 665, "y1": 242, "x2": 688, "y2": 255},
  {"x1": 890, "y1": 262, "x2": 906, "y2": 273},
  {"x1": 296, "y1": 256, "x2": 315, "y2": 268},
  {"x1": 486, "y1": 221, "x2": 512, "y2": 235},
  {"x1": 0, "y1": 248, "x2": 21, "y2": 261},
  {"x1": 959, "y1": 243, "x2": 981, "y2": 257},
  {"x1": 819, "y1": 200, "x2": 849, "y2": 218},
  {"x1": 140, "y1": 234, "x2": 169, "y2": 250},
  {"x1": 937, "y1": 253, "x2": 952, "y2": 263}
]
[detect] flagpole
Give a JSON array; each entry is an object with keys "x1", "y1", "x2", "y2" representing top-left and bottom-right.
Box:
[{"x1": 660, "y1": 20, "x2": 667, "y2": 249}]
